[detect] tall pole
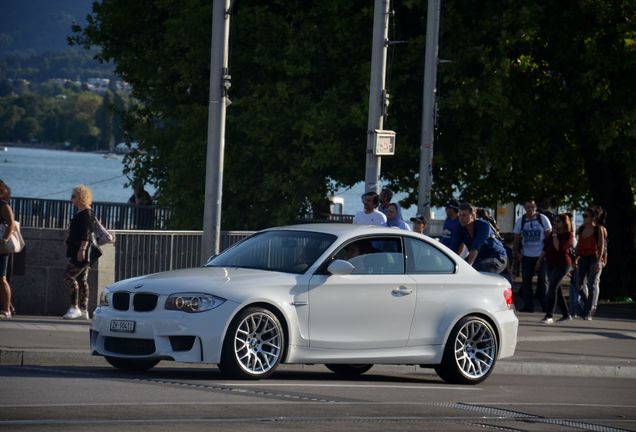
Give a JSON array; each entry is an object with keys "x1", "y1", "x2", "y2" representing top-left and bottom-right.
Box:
[
  {"x1": 364, "y1": 0, "x2": 391, "y2": 193},
  {"x1": 417, "y1": 0, "x2": 440, "y2": 224},
  {"x1": 202, "y1": 0, "x2": 231, "y2": 262}
]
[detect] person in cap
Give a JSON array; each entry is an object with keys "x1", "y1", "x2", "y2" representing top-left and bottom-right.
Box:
[
  {"x1": 440, "y1": 199, "x2": 461, "y2": 249},
  {"x1": 410, "y1": 214, "x2": 427, "y2": 234}
]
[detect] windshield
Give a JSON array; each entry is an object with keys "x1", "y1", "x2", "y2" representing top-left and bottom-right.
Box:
[{"x1": 206, "y1": 230, "x2": 337, "y2": 274}]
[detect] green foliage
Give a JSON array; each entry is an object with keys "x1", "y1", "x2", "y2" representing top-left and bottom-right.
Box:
[{"x1": 0, "y1": 83, "x2": 129, "y2": 150}]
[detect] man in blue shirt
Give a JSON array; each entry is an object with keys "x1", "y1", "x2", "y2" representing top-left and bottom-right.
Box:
[
  {"x1": 440, "y1": 199, "x2": 461, "y2": 249},
  {"x1": 453, "y1": 203, "x2": 508, "y2": 274}
]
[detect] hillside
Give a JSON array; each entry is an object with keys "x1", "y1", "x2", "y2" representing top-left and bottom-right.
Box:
[{"x1": 0, "y1": 0, "x2": 114, "y2": 81}]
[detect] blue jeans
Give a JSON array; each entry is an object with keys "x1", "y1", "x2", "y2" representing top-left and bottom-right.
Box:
[
  {"x1": 474, "y1": 255, "x2": 507, "y2": 274},
  {"x1": 577, "y1": 255, "x2": 601, "y2": 316},
  {"x1": 569, "y1": 269, "x2": 584, "y2": 316},
  {"x1": 544, "y1": 263, "x2": 570, "y2": 318},
  {"x1": 520, "y1": 256, "x2": 548, "y2": 311}
]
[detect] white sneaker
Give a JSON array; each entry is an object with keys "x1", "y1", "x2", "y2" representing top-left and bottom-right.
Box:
[
  {"x1": 63, "y1": 306, "x2": 82, "y2": 319},
  {"x1": 79, "y1": 309, "x2": 90, "y2": 320}
]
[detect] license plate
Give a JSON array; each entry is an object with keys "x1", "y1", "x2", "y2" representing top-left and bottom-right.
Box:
[{"x1": 110, "y1": 320, "x2": 136, "y2": 333}]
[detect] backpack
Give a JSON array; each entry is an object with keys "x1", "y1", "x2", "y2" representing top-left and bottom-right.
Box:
[
  {"x1": 521, "y1": 213, "x2": 546, "y2": 230},
  {"x1": 480, "y1": 215, "x2": 504, "y2": 241}
]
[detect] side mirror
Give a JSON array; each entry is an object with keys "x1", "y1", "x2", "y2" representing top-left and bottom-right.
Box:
[{"x1": 327, "y1": 259, "x2": 355, "y2": 275}]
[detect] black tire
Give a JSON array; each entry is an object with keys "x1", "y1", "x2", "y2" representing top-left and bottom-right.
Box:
[
  {"x1": 325, "y1": 364, "x2": 373, "y2": 377},
  {"x1": 435, "y1": 316, "x2": 498, "y2": 385},
  {"x1": 105, "y1": 356, "x2": 159, "y2": 372},
  {"x1": 219, "y1": 307, "x2": 284, "y2": 379}
]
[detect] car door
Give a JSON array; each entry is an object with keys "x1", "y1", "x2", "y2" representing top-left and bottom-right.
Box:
[{"x1": 307, "y1": 236, "x2": 417, "y2": 349}]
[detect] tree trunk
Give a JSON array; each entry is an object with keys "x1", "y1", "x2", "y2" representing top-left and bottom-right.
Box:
[{"x1": 577, "y1": 114, "x2": 636, "y2": 300}]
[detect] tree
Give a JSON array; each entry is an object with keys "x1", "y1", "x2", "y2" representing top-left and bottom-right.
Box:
[{"x1": 70, "y1": 0, "x2": 635, "y2": 299}]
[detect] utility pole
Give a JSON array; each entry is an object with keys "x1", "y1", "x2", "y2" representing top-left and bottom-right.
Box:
[
  {"x1": 417, "y1": 0, "x2": 441, "y2": 224},
  {"x1": 364, "y1": 0, "x2": 391, "y2": 193},
  {"x1": 202, "y1": 0, "x2": 232, "y2": 262}
]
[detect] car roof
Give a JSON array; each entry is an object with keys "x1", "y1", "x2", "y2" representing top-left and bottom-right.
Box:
[{"x1": 265, "y1": 223, "x2": 430, "y2": 240}]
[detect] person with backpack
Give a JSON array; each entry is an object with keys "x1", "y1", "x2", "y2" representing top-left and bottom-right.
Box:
[
  {"x1": 575, "y1": 206, "x2": 606, "y2": 320},
  {"x1": 453, "y1": 203, "x2": 508, "y2": 274},
  {"x1": 513, "y1": 198, "x2": 553, "y2": 312}
]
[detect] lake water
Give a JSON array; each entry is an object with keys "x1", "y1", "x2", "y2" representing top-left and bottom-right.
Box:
[
  {"x1": 1, "y1": 146, "x2": 144, "y2": 203},
  {"x1": 1, "y1": 145, "x2": 428, "y2": 220}
]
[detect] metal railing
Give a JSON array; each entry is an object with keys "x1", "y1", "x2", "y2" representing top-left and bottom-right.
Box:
[
  {"x1": 11, "y1": 196, "x2": 172, "y2": 230},
  {"x1": 113, "y1": 230, "x2": 254, "y2": 281}
]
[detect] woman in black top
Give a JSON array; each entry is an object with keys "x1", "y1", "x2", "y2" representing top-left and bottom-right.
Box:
[
  {"x1": 0, "y1": 179, "x2": 15, "y2": 319},
  {"x1": 63, "y1": 185, "x2": 94, "y2": 320}
]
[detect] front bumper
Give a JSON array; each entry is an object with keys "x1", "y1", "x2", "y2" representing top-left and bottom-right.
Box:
[{"x1": 90, "y1": 301, "x2": 238, "y2": 364}]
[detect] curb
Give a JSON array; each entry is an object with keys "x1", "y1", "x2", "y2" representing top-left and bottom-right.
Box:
[{"x1": 2, "y1": 348, "x2": 635, "y2": 379}]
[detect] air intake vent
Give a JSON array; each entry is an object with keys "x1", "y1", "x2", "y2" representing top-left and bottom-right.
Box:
[
  {"x1": 133, "y1": 293, "x2": 158, "y2": 312},
  {"x1": 104, "y1": 337, "x2": 155, "y2": 355},
  {"x1": 112, "y1": 292, "x2": 130, "y2": 311}
]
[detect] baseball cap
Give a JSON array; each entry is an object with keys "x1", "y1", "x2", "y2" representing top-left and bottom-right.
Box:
[{"x1": 445, "y1": 199, "x2": 460, "y2": 211}]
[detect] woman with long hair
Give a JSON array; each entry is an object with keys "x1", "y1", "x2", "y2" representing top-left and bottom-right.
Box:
[
  {"x1": 0, "y1": 179, "x2": 15, "y2": 319},
  {"x1": 63, "y1": 185, "x2": 95, "y2": 320},
  {"x1": 537, "y1": 213, "x2": 574, "y2": 323},
  {"x1": 575, "y1": 207, "x2": 606, "y2": 320}
]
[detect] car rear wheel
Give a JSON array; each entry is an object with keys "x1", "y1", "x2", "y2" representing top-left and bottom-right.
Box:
[
  {"x1": 325, "y1": 364, "x2": 373, "y2": 377},
  {"x1": 435, "y1": 316, "x2": 497, "y2": 385},
  {"x1": 105, "y1": 356, "x2": 159, "y2": 372},
  {"x1": 219, "y1": 307, "x2": 284, "y2": 379}
]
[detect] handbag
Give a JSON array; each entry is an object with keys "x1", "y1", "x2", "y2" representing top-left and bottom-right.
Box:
[
  {"x1": 88, "y1": 233, "x2": 103, "y2": 264},
  {"x1": 0, "y1": 220, "x2": 25, "y2": 254},
  {"x1": 93, "y1": 216, "x2": 114, "y2": 246}
]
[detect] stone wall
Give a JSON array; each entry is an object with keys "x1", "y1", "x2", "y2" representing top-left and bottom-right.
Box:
[{"x1": 9, "y1": 228, "x2": 115, "y2": 316}]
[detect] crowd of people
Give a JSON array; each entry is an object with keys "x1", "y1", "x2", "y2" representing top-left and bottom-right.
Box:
[{"x1": 352, "y1": 189, "x2": 609, "y2": 323}]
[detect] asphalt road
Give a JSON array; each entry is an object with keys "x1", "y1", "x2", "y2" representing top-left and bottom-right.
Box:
[{"x1": 1, "y1": 365, "x2": 634, "y2": 432}]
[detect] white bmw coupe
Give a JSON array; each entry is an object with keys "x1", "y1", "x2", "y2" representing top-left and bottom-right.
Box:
[{"x1": 91, "y1": 223, "x2": 517, "y2": 384}]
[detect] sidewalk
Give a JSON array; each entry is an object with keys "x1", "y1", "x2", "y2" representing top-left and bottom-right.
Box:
[{"x1": 0, "y1": 303, "x2": 634, "y2": 378}]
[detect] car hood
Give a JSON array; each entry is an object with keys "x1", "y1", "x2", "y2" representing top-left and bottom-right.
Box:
[{"x1": 108, "y1": 267, "x2": 299, "y2": 302}]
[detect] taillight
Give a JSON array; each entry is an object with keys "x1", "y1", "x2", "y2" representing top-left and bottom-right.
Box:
[{"x1": 504, "y1": 287, "x2": 514, "y2": 310}]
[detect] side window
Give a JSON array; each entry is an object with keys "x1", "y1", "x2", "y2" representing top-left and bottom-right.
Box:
[
  {"x1": 405, "y1": 237, "x2": 455, "y2": 274},
  {"x1": 334, "y1": 237, "x2": 405, "y2": 275}
]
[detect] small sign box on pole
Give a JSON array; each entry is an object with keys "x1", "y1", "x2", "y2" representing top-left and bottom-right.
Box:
[{"x1": 373, "y1": 129, "x2": 396, "y2": 156}]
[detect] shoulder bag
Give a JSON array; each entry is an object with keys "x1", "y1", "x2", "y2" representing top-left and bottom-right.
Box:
[
  {"x1": 0, "y1": 220, "x2": 25, "y2": 254},
  {"x1": 93, "y1": 216, "x2": 114, "y2": 246}
]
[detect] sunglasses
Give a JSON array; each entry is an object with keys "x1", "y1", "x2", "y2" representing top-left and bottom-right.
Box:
[{"x1": 582, "y1": 213, "x2": 591, "y2": 218}]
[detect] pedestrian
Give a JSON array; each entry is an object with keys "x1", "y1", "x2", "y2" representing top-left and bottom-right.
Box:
[
  {"x1": 453, "y1": 203, "x2": 508, "y2": 274},
  {"x1": 410, "y1": 214, "x2": 428, "y2": 234},
  {"x1": 513, "y1": 198, "x2": 552, "y2": 312},
  {"x1": 378, "y1": 188, "x2": 394, "y2": 216},
  {"x1": 440, "y1": 199, "x2": 461, "y2": 249},
  {"x1": 352, "y1": 192, "x2": 387, "y2": 226},
  {"x1": 386, "y1": 203, "x2": 411, "y2": 230},
  {"x1": 575, "y1": 206, "x2": 606, "y2": 320},
  {"x1": 63, "y1": 185, "x2": 95, "y2": 320},
  {"x1": 128, "y1": 182, "x2": 154, "y2": 229},
  {"x1": 538, "y1": 213, "x2": 574, "y2": 324},
  {"x1": 0, "y1": 179, "x2": 15, "y2": 319}
]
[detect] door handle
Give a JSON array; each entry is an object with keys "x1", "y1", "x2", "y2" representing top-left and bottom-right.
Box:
[{"x1": 391, "y1": 286, "x2": 413, "y2": 296}]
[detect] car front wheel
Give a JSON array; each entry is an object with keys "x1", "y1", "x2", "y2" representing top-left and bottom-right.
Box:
[
  {"x1": 435, "y1": 316, "x2": 498, "y2": 385},
  {"x1": 219, "y1": 307, "x2": 284, "y2": 379}
]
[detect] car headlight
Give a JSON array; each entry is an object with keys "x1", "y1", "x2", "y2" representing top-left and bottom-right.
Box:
[
  {"x1": 99, "y1": 289, "x2": 110, "y2": 307},
  {"x1": 165, "y1": 293, "x2": 226, "y2": 313}
]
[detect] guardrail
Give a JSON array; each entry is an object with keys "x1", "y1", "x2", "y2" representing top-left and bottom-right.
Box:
[
  {"x1": 10, "y1": 196, "x2": 172, "y2": 230},
  {"x1": 113, "y1": 230, "x2": 254, "y2": 281}
]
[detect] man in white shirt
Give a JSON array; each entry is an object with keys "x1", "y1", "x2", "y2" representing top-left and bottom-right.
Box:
[
  {"x1": 513, "y1": 199, "x2": 552, "y2": 312},
  {"x1": 353, "y1": 192, "x2": 387, "y2": 226}
]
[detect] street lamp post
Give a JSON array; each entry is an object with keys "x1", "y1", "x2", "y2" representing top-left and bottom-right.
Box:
[
  {"x1": 417, "y1": 0, "x2": 441, "y2": 225},
  {"x1": 202, "y1": 0, "x2": 232, "y2": 262}
]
